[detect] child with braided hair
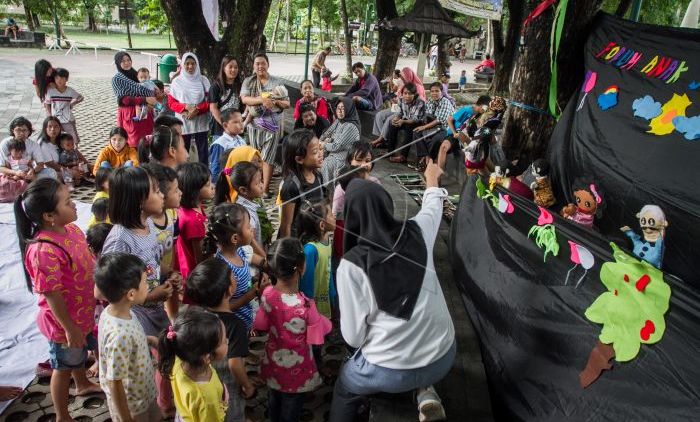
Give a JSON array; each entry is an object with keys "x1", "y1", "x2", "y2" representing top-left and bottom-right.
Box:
[{"x1": 203, "y1": 203, "x2": 270, "y2": 331}]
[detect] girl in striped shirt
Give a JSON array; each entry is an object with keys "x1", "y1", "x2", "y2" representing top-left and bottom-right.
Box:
[{"x1": 203, "y1": 203, "x2": 270, "y2": 331}]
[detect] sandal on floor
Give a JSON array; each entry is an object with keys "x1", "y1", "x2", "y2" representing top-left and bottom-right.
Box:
[
  {"x1": 417, "y1": 386, "x2": 447, "y2": 422},
  {"x1": 389, "y1": 156, "x2": 407, "y2": 164}
]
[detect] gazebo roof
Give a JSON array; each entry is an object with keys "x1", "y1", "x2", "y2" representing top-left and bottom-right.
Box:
[{"x1": 379, "y1": 0, "x2": 480, "y2": 38}]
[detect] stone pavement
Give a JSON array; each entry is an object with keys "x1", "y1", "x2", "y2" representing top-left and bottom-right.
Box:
[{"x1": 0, "y1": 51, "x2": 493, "y2": 422}]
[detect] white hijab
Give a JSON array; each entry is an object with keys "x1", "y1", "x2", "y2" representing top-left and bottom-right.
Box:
[{"x1": 170, "y1": 52, "x2": 210, "y2": 104}]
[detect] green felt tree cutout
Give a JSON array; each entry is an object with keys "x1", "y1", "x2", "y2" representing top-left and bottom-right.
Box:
[{"x1": 579, "y1": 242, "x2": 671, "y2": 388}]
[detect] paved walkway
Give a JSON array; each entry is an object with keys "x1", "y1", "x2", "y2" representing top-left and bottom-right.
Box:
[{"x1": 0, "y1": 50, "x2": 492, "y2": 422}]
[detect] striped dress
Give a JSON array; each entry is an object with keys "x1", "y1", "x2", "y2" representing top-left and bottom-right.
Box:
[
  {"x1": 216, "y1": 249, "x2": 254, "y2": 330},
  {"x1": 320, "y1": 120, "x2": 360, "y2": 184},
  {"x1": 240, "y1": 74, "x2": 287, "y2": 164}
]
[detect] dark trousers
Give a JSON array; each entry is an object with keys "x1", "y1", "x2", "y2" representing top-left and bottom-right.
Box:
[
  {"x1": 387, "y1": 122, "x2": 420, "y2": 159},
  {"x1": 312, "y1": 70, "x2": 321, "y2": 88},
  {"x1": 268, "y1": 389, "x2": 306, "y2": 422},
  {"x1": 182, "y1": 131, "x2": 209, "y2": 164}
]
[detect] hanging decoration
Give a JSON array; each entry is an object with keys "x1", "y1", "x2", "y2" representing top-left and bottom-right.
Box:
[
  {"x1": 565, "y1": 241, "x2": 595, "y2": 287},
  {"x1": 576, "y1": 70, "x2": 597, "y2": 111},
  {"x1": 528, "y1": 207, "x2": 559, "y2": 262},
  {"x1": 549, "y1": 0, "x2": 569, "y2": 118}
]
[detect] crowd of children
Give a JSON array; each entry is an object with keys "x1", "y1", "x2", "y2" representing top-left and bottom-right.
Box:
[
  {"x1": 9, "y1": 53, "x2": 460, "y2": 422},
  {"x1": 11, "y1": 109, "x2": 414, "y2": 421}
]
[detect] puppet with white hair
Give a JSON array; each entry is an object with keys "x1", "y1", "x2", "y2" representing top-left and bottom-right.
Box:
[{"x1": 620, "y1": 205, "x2": 668, "y2": 269}]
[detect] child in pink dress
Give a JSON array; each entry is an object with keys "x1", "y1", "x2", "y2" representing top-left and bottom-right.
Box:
[
  {"x1": 16, "y1": 178, "x2": 101, "y2": 421},
  {"x1": 254, "y1": 238, "x2": 331, "y2": 422}
]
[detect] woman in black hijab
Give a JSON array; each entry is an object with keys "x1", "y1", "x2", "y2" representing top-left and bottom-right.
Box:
[
  {"x1": 330, "y1": 161, "x2": 457, "y2": 422},
  {"x1": 111, "y1": 52, "x2": 157, "y2": 147}
]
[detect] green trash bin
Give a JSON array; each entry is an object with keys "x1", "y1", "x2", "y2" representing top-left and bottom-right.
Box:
[
  {"x1": 364, "y1": 63, "x2": 372, "y2": 74},
  {"x1": 158, "y1": 54, "x2": 178, "y2": 83}
]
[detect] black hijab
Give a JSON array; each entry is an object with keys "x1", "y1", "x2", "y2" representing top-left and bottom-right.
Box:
[
  {"x1": 343, "y1": 179, "x2": 427, "y2": 320},
  {"x1": 333, "y1": 97, "x2": 361, "y2": 131},
  {"x1": 114, "y1": 52, "x2": 139, "y2": 82}
]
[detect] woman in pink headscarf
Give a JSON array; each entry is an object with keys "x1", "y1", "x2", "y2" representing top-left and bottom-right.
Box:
[
  {"x1": 400, "y1": 67, "x2": 425, "y2": 101},
  {"x1": 371, "y1": 67, "x2": 425, "y2": 148}
]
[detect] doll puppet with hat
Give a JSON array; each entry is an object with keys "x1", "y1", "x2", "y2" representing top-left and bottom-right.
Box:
[
  {"x1": 620, "y1": 205, "x2": 668, "y2": 269},
  {"x1": 560, "y1": 179, "x2": 604, "y2": 228},
  {"x1": 530, "y1": 158, "x2": 556, "y2": 208},
  {"x1": 489, "y1": 159, "x2": 534, "y2": 200}
]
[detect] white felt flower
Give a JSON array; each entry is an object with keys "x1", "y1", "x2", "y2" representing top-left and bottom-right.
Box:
[
  {"x1": 283, "y1": 317, "x2": 306, "y2": 334},
  {"x1": 299, "y1": 372, "x2": 323, "y2": 391},
  {"x1": 267, "y1": 377, "x2": 281, "y2": 390},
  {"x1": 261, "y1": 295, "x2": 272, "y2": 312},
  {"x1": 281, "y1": 293, "x2": 302, "y2": 307},
  {"x1": 272, "y1": 349, "x2": 304, "y2": 368}
]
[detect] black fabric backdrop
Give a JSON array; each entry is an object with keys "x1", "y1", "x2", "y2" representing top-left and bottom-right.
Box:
[{"x1": 452, "y1": 13, "x2": 700, "y2": 420}]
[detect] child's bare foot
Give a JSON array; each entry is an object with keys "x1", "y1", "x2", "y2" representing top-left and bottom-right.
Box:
[
  {"x1": 0, "y1": 385, "x2": 23, "y2": 401},
  {"x1": 74, "y1": 382, "x2": 103, "y2": 396}
]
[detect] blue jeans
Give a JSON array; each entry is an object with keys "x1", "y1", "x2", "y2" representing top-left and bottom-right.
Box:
[
  {"x1": 48, "y1": 333, "x2": 97, "y2": 370},
  {"x1": 354, "y1": 97, "x2": 374, "y2": 111},
  {"x1": 268, "y1": 389, "x2": 306, "y2": 422},
  {"x1": 329, "y1": 340, "x2": 456, "y2": 422}
]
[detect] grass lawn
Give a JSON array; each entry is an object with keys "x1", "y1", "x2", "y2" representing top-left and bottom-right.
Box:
[{"x1": 43, "y1": 26, "x2": 175, "y2": 49}]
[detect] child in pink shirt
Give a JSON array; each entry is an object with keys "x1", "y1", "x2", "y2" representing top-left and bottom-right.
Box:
[
  {"x1": 17, "y1": 178, "x2": 101, "y2": 421},
  {"x1": 254, "y1": 238, "x2": 331, "y2": 420},
  {"x1": 175, "y1": 162, "x2": 214, "y2": 281}
]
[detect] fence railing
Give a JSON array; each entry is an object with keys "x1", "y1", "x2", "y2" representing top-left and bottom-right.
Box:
[{"x1": 45, "y1": 34, "x2": 162, "y2": 75}]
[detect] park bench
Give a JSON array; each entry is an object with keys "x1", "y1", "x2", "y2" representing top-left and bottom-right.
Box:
[{"x1": 0, "y1": 30, "x2": 45, "y2": 48}]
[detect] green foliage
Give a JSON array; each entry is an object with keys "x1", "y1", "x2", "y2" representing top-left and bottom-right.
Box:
[
  {"x1": 137, "y1": 0, "x2": 169, "y2": 34},
  {"x1": 475, "y1": 177, "x2": 498, "y2": 208},
  {"x1": 601, "y1": 0, "x2": 690, "y2": 26},
  {"x1": 527, "y1": 224, "x2": 559, "y2": 262},
  {"x1": 585, "y1": 243, "x2": 671, "y2": 362}
]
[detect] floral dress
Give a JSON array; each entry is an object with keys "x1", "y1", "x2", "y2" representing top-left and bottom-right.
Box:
[{"x1": 253, "y1": 286, "x2": 331, "y2": 393}]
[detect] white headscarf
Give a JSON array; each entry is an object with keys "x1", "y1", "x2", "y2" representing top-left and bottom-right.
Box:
[{"x1": 170, "y1": 52, "x2": 211, "y2": 104}]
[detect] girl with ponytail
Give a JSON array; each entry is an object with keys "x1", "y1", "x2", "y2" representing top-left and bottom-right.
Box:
[
  {"x1": 157, "y1": 306, "x2": 228, "y2": 422},
  {"x1": 15, "y1": 178, "x2": 101, "y2": 421}
]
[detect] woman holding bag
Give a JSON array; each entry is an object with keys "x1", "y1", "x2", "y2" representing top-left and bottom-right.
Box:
[{"x1": 168, "y1": 52, "x2": 212, "y2": 164}]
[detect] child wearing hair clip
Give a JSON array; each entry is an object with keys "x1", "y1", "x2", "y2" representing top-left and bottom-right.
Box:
[
  {"x1": 254, "y1": 238, "x2": 331, "y2": 422},
  {"x1": 203, "y1": 203, "x2": 270, "y2": 331},
  {"x1": 158, "y1": 307, "x2": 229, "y2": 422}
]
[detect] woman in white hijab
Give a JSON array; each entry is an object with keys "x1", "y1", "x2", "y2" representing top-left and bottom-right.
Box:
[{"x1": 167, "y1": 52, "x2": 212, "y2": 163}]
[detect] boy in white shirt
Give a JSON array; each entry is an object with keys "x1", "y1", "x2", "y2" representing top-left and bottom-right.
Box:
[
  {"x1": 209, "y1": 108, "x2": 246, "y2": 180},
  {"x1": 44, "y1": 68, "x2": 84, "y2": 144}
]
